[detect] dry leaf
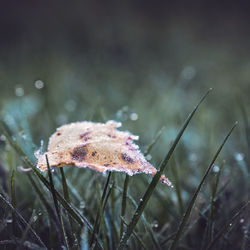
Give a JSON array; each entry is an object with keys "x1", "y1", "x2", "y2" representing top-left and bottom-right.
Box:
[{"x1": 36, "y1": 120, "x2": 172, "y2": 186}]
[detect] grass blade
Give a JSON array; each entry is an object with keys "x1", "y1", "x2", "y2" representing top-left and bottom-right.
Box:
[
  {"x1": 144, "y1": 126, "x2": 165, "y2": 156},
  {"x1": 0, "y1": 121, "x2": 94, "y2": 231},
  {"x1": 46, "y1": 155, "x2": 69, "y2": 250},
  {"x1": 59, "y1": 168, "x2": 74, "y2": 234},
  {"x1": 171, "y1": 158, "x2": 184, "y2": 215},
  {"x1": 90, "y1": 172, "x2": 112, "y2": 246},
  {"x1": 118, "y1": 89, "x2": 212, "y2": 249},
  {"x1": 120, "y1": 216, "x2": 147, "y2": 250},
  {"x1": 0, "y1": 193, "x2": 46, "y2": 248},
  {"x1": 206, "y1": 200, "x2": 250, "y2": 250},
  {"x1": 10, "y1": 168, "x2": 17, "y2": 236},
  {"x1": 169, "y1": 122, "x2": 237, "y2": 250},
  {"x1": 120, "y1": 175, "x2": 129, "y2": 238}
]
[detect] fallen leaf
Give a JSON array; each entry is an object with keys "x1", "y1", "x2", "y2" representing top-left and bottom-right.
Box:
[{"x1": 36, "y1": 120, "x2": 172, "y2": 186}]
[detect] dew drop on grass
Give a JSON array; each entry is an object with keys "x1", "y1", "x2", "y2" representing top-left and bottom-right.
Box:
[
  {"x1": 34, "y1": 80, "x2": 45, "y2": 89},
  {"x1": 15, "y1": 86, "x2": 24, "y2": 97},
  {"x1": 212, "y1": 165, "x2": 220, "y2": 173},
  {"x1": 0, "y1": 134, "x2": 6, "y2": 141},
  {"x1": 152, "y1": 220, "x2": 159, "y2": 229},
  {"x1": 146, "y1": 154, "x2": 152, "y2": 161},
  {"x1": 234, "y1": 152, "x2": 244, "y2": 162},
  {"x1": 130, "y1": 113, "x2": 138, "y2": 121},
  {"x1": 139, "y1": 198, "x2": 143, "y2": 202}
]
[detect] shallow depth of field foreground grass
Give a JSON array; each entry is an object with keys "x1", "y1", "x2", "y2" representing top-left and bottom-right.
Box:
[
  {"x1": 0, "y1": 86, "x2": 249, "y2": 249},
  {"x1": 1, "y1": 2, "x2": 250, "y2": 249}
]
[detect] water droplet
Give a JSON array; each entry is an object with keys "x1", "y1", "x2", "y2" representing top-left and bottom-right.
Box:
[
  {"x1": 34, "y1": 149, "x2": 42, "y2": 159},
  {"x1": 0, "y1": 134, "x2": 6, "y2": 141},
  {"x1": 229, "y1": 223, "x2": 232, "y2": 227},
  {"x1": 234, "y1": 153, "x2": 244, "y2": 162},
  {"x1": 34, "y1": 80, "x2": 45, "y2": 89},
  {"x1": 15, "y1": 86, "x2": 24, "y2": 97},
  {"x1": 240, "y1": 218, "x2": 244, "y2": 223},
  {"x1": 130, "y1": 113, "x2": 138, "y2": 121},
  {"x1": 38, "y1": 212, "x2": 42, "y2": 216},
  {"x1": 146, "y1": 154, "x2": 152, "y2": 161},
  {"x1": 65, "y1": 99, "x2": 76, "y2": 112},
  {"x1": 152, "y1": 220, "x2": 159, "y2": 228},
  {"x1": 140, "y1": 198, "x2": 143, "y2": 202},
  {"x1": 212, "y1": 165, "x2": 220, "y2": 173}
]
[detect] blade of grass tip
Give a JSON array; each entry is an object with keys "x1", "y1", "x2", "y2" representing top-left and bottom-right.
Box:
[
  {"x1": 144, "y1": 126, "x2": 166, "y2": 156},
  {"x1": 90, "y1": 172, "x2": 112, "y2": 246},
  {"x1": 206, "y1": 200, "x2": 250, "y2": 250},
  {"x1": 118, "y1": 89, "x2": 212, "y2": 249},
  {"x1": 0, "y1": 123, "x2": 94, "y2": 232},
  {"x1": 120, "y1": 216, "x2": 147, "y2": 250},
  {"x1": 46, "y1": 155, "x2": 69, "y2": 250},
  {"x1": 170, "y1": 122, "x2": 237, "y2": 250},
  {"x1": 0, "y1": 193, "x2": 46, "y2": 248},
  {"x1": 120, "y1": 175, "x2": 129, "y2": 238},
  {"x1": 59, "y1": 168, "x2": 74, "y2": 232}
]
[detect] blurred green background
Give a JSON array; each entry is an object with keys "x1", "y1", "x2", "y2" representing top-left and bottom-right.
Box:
[
  {"x1": 0, "y1": 1, "x2": 250, "y2": 249},
  {"x1": 1, "y1": 0, "x2": 250, "y2": 158}
]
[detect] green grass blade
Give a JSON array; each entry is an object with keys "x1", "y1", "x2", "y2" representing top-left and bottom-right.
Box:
[
  {"x1": 170, "y1": 122, "x2": 237, "y2": 250},
  {"x1": 144, "y1": 126, "x2": 165, "y2": 156},
  {"x1": 120, "y1": 175, "x2": 129, "y2": 238},
  {"x1": 0, "y1": 193, "x2": 46, "y2": 248},
  {"x1": 207, "y1": 161, "x2": 225, "y2": 243},
  {"x1": 27, "y1": 174, "x2": 58, "y2": 223},
  {"x1": 10, "y1": 168, "x2": 17, "y2": 236},
  {"x1": 171, "y1": 158, "x2": 184, "y2": 215},
  {"x1": 90, "y1": 172, "x2": 112, "y2": 246},
  {"x1": 46, "y1": 155, "x2": 69, "y2": 250},
  {"x1": 59, "y1": 168, "x2": 74, "y2": 233},
  {"x1": 206, "y1": 200, "x2": 250, "y2": 250},
  {"x1": 118, "y1": 89, "x2": 212, "y2": 249},
  {"x1": 0, "y1": 122, "x2": 95, "y2": 231},
  {"x1": 120, "y1": 216, "x2": 147, "y2": 250}
]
